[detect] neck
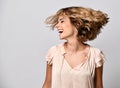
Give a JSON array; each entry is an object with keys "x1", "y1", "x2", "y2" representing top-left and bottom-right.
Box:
[{"x1": 64, "y1": 39, "x2": 87, "y2": 53}]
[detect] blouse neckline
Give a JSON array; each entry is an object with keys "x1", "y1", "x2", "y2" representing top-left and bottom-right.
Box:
[{"x1": 60, "y1": 43, "x2": 91, "y2": 70}]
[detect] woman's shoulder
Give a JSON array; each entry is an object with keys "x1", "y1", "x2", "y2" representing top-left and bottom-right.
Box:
[
  {"x1": 90, "y1": 45, "x2": 102, "y2": 52},
  {"x1": 89, "y1": 46, "x2": 105, "y2": 67},
  {"x1": 89, "y1": 45, "x2": 105, "y2": 57}
]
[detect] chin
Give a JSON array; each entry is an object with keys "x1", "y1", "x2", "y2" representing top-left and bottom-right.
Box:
[
  {"x1": 60, "y1": 38, "x2": 63, "y2": 40},
  {"x1": 59, "y1": 37, "x2": 65, "y2": 40}
]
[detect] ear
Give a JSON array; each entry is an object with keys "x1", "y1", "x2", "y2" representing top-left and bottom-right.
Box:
[{"x1": 75, "y1": 21, "x2": 82, "y2": 29}]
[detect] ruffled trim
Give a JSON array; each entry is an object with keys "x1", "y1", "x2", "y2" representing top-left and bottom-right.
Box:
[
  {"x1": 45, "y1": 46, "x2": 57, "y2": 65},
  {"x1": 94, "y1": 48, "x2": 105, "y2": 68}
]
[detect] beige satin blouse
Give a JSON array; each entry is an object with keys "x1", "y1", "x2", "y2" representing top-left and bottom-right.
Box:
[{"x1": 45, "y1": 43, "x2": 105, "y2": 88}]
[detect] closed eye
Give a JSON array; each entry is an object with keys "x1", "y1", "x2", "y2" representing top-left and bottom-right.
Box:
[{"x1": 60, "y1": 20, "x2": 64, "y2": 23}]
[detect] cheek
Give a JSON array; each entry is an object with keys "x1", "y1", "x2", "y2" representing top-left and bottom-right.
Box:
[
  {"x1": 63, "y1": 22, "x2": 76, "y2": 34},
  {"x1": 66, "y1": 28, "x2": 75, "y2": 35},
  {"x1": 64, "y1": 23, "x2": 73, "y2": 30}
]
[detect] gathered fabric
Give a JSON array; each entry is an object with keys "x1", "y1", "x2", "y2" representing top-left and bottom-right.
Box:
[{"x1": 45, "y1": 43, "x2": 105, "y2": 88}]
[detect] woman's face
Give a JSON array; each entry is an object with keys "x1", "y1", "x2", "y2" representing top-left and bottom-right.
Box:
[{"x1": 55, "y1": 15, "x2": 78, "y2": 40}]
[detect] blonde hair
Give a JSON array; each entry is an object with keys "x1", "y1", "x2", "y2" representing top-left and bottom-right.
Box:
[{"x1": 45, "y1": 6, "x2": 109, "y2": 42}]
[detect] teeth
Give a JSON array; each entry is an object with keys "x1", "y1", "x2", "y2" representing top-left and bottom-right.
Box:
[{"x1": 58, "y1": 30, "x2": 63, "y2": 33}]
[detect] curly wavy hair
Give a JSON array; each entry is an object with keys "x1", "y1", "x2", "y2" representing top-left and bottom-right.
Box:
[{"x1": 45, "y1": 6, "x2": 109, "y2": 42}]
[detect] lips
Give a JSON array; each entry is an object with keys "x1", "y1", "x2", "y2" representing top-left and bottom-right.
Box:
[{"x1": 58, "y1": 29, "x2": 63, "y2": 33}]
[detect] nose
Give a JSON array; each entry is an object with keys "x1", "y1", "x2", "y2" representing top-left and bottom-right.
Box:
[{"x1": 55, "y1": 22, "x2": 60, "y2": 29}]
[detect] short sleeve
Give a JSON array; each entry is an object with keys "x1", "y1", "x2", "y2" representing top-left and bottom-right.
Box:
[
  {"x1": 45, "y1": 46, "x2": 56, "y2": 65},
  {"x1": 95, "y1": 49, "x2": 105, "y2": 68}
]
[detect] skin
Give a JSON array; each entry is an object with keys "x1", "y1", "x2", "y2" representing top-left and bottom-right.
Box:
[
  {"x1": 42, "y1": 64, "x2": 52, "y2": 88},
  {"x1": 42, "y1": 15, "x2": 103, "y2": 88}
]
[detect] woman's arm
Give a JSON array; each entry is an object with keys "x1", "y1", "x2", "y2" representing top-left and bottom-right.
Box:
[
  {"x1": 42, "y1": 64, "x2": 52, "y2": 88},
  {"x1": 94, "y1": 66, "x2": 103, "y2": 88}
]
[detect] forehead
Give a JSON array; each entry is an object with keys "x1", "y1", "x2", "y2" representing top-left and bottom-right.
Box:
[{"x1": 58, "y1": 15, "x2": 69, "y2": 21}]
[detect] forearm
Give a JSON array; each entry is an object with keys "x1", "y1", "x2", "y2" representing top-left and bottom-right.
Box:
[
  {"x1": 94, "y1": 79, "x2": 103, "y2": 88},
  {"x1": 95, "y1": 84, "x2": 103, "y2": 88},
  {"x1": 95, "y1": 86, "x2": 103, "y2": 88},
  {"x1": 42, "y1": 81, "x2": 51, "y2": 88}
]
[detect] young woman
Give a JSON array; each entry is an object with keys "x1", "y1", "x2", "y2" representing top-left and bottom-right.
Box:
[{"x1": 42, "y1": 6, "x2": 109, "y2": 88}]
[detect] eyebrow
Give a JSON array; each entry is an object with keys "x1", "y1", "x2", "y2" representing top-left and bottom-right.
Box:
[{"x1": 58, "y1": 17, "x2": 64, "y2": 21}]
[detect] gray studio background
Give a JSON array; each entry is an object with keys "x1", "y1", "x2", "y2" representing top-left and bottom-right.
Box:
[{"x1": 0, "y1": 0, "x2": 120, "y2": 88}]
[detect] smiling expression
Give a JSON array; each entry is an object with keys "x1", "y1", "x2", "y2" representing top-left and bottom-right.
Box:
[{"x1": 55, "y1": 15, "x2": 78, "y2": 40}]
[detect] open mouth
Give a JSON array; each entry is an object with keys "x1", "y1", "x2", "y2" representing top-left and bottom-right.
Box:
[{"x1": 58, "y1": 30, "x2": 63, "y2": 33}]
